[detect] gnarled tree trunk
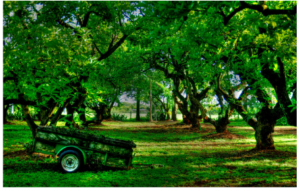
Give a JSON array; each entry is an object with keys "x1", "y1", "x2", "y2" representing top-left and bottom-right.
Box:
[
  {"x1": 21, "y1": 104, "x2": 38, "y2": 137},
  {"x1": 254, "y1": 109, "x2": 276, "y2": 150},
  {"x1": 201, "y1": 103, "x2": 231, "y2": 133},
  {"x1": 3, "y1": 104, "x2": 9, "y2": 124},
  {"x1": 78, "y1": 104, "x2": 87, "y2": 124},
  {"x1": 65, "y1": 105, "x2": 76, "y2": 128},
  {"x1": 84, "y1": 104, "x2": 108, "y2": 126},
  {"x1": 172, "y1": 104, "x2": 177, "y2": 121},
  {"x1": 94, "y1": 105, "x2": 107, "y2": 124},
  {"x1": 189, "y1": 104, "x2": 200, "y2": 128},
  {"x1": 217, "y1": 73, "x2": 283, "y2": 150},
  {"x1": 50, "y1": 97, "x2": 72, "y2": 126},
  {"x1": 37, "y1": 95, "x2": 57, "y2": 126}
]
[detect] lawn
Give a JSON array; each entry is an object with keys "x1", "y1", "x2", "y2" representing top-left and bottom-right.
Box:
[{"x1": 3, "y1": 120, "x2": 297, "y2": 187}]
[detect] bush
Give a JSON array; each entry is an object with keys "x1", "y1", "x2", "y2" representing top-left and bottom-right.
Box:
[
  {"x1": 7, "y1": 111, "x2": 24, "y2": 120},
  {"x1": 276, "y1": 117, "x2": 288, "y2": 126},
  {"x1": 122, "y1": 117, "x2": 150, "y2": 122},
  {"x1": 112, "y1": 113, "x2": 128, "y2": 121}
]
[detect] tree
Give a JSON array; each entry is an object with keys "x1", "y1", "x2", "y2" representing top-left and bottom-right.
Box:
[
  {"x1": 3, "y1": 1, "x2": 146, "y2": 136},
  {"x1": 168, "y1": 0, "x2": 296, "y2": 145}
]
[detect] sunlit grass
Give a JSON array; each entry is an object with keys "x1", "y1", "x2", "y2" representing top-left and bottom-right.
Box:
[{"x1": 3, "y1": 121, "x2": 297, "y2": 187}]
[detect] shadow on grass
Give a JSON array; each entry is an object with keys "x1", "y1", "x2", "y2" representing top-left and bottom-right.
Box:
[{"x1": 3, "y1": 148, "x2": 296, "y2": 187}]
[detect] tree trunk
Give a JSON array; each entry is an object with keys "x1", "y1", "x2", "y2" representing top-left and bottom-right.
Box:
[
  {"x1": 216, "y1": 107, "x2": 231, "y2": 133},
  {"x1": 215, "y1": 116, "x2": 230, "y2": 133},
  {"x1": 105, "y1": 107, "x2": 112, "y2": 120},
  {"x1": 3, "y1": 104, "x2": 9, "y2": 124},
  {"x1": 172, "y1": 104, "x2": 177, "y2": 121},
  {"x1": 21, "y1": 104, "x2": 38, "y2": 138},
  {"x1": 40, "y1": 109, "x2": 51, "y2": 126},
  {"x1": 166, "y1": 111, "x2": 170, "y2": 120},
  {"x1": 65, "y1": 105, "x2": 76, "y2": 127},
  {"x1": 189, "y1": 104, "x2": 200, "y2": 128},
  {"x1": 255, "y1": 125, "x2": 275, "y2": 150},
  {"x1": 204, "y1": 115, "x2": 229, "y2": 133},
  {"x1": 216, "y1": 124, "x2": 228, "y2": 133},
  {"x1": 244, "y1": 97, "x2": 248, "y2": 111},
  {"x1": 94, "y1": 105, "x2": 106, "y2": 124},
  {"x1": 50, "y1": 101, "x2": 70, "y2": 126},
  {"x1": 136, "y1": 88, "x2": 140, "y2": 121},
  {"x1": 190, "y1": 115, "x2": 200, "y2": 128},
  {"x1": 38, "y1": 96, "x2": 57, "y2": 126},
  {"x1": 78, "y1": 105, "x2": 87, "y2": 124},
  {"x1": 254, "y1": 110, "x2": 276, "y2": 150},
  {"x1": 84, "y1": 104, "x2": 107, "y2": 126}
]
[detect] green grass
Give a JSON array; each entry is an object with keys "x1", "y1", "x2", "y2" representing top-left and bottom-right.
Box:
[{"x1": 3, "y1": 120, "x2": 297, "y2": 187}]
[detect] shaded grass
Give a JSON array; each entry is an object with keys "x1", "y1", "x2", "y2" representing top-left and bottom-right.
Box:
[{"x1": 3, "y1": 121, "x2": 297, "y2": 187}]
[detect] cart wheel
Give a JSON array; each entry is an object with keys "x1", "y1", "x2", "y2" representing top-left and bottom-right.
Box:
[{"x1": 59, "y1": 150, "x2": 82, "y2": 173}]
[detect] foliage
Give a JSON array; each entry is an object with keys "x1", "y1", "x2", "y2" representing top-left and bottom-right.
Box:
[
  {"x1": 276, "y1": 117, "x2": 289, "y2": 126},
  {"x1": 111, "y1": 113, "x2": 128, "y2": 121}
]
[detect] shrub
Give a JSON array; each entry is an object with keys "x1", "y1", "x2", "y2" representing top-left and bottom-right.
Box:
[
  {"x1": 276, "y1": 117, "x2": 288, "y2": 126},
  {"x1": 112, "y1": 113, "x2": 127, "y2": 121},
  {"x1": 7, "y1": 111, "x2": 24, "y2": 120}
]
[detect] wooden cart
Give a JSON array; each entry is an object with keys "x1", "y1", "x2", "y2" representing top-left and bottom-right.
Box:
[{"x1": 32, "y1": 126, "x2": 136, "y2": 173}]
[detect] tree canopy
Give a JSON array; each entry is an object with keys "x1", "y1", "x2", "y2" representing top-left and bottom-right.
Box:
[{"x1": 3, "y1": 1, "x2": 297, "y2": 150}]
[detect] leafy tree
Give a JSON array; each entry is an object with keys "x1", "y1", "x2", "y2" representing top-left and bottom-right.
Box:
[{"x1": 3, "y1": 1, "x2": 146, "y2": 136}]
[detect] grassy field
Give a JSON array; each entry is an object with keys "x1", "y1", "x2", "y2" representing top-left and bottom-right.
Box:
[
  {"x1": 3, "y1": 120, "x2": 297, "y2": 187},
  {"x1": 102, "y1": 112, "x2": 244, "y2": 121}
]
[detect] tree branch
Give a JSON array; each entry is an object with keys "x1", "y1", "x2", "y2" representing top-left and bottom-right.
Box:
[{"x1": 219, "y1": 1, "x2": 296, "y2": 26}]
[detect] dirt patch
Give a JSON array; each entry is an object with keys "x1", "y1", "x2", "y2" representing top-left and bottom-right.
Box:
[
  {"x1": 3, "y1": 122, "x2": 16, "y2": 125},
  {"x1": 223, "y1": 165, "x2": 238, "y2": 170},
  {"x1": 102, "y1": 119, "x2": 122, "y2": 122},
  {"x1": 274, "y1": 128, "x2": 296, "y2": 135},
  {"x1": 241, "y1": 180, "x2": 296, "y2": 187},
  {"x1": 85, "y1": 123, "x2": 106, "y2": 127},
  {"x1": 185, "y1": 178, "x2": 296, "y2": 187},
  {"x1": 4, "y1": 150, "x2": 58, "y2": 160},
  {"x1": 203, "y1": 132, "x2": 247, "y2": 140},
  {"x1": 190, "y1": 179, "x2": 210, "y2": 187},
  {"x1": 4, "y1": 150, "x2": 28, "y2": 158},
  {"x1": 235, "y1": 149, "x2": 297, "y2": 159},
  {"x1": 86, "y1": 125, "x2": 216, "y2": 135}
]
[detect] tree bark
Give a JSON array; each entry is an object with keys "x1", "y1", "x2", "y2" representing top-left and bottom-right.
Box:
[
  {"x1": 214, "y1": 115, "x2": 230, "y2": 133},
  {"x1": 254, "y1": 108, "x2": 276, "y2": 150},
  {"x1": 65, "y1": 105, "x2": 76, "y2": 128},
  {"x1": 199, "y1": 102, "x2": 230, "y2": 133},
  {"x1": 84, "y1": 104, "x2": 107, "y2": 126},
  {"x1": 260, "y1": 57, "x2": 296, "y2": 126},
  {"x1": 78, "y1": 104, "x2": 87, "y2": 124},
  {"x1": 3, "y1": 104, "x2": 9, "y2": 124},
  {"x1": 105, "y1": 107, "x2": 112, "y2": 120},
  {"x1": 189, "y1": 103, "x2": 200, "y2": 128},
  {"x1": 217, "y1": 74, "x2": 282, "y2": 150},
  {"x1": 37, "y1": 95, "x2": 57, "y2": 126},
  {"x1": 50, "y1": 98, "x2": 72, "y2": 126},
  {"x1": 172, "y1": 103, "x2": 177, "y2": 121},
  {"x1": 94, "y1": 105, "x2": 107, "y2": 124},
  {"x1": 40, "y1": 106, "x2": 56, "y2": 126},
  {"x1": 255, "y1": 124, "x2": 275, "y2": 150},
  {"x1": 21, "y1": 104, "x2": 38, "y2": 137}
]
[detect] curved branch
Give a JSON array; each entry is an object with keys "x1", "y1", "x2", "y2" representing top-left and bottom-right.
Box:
[{"x1": 219, "y1": 1, "x2": 296, "y2": 26}]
